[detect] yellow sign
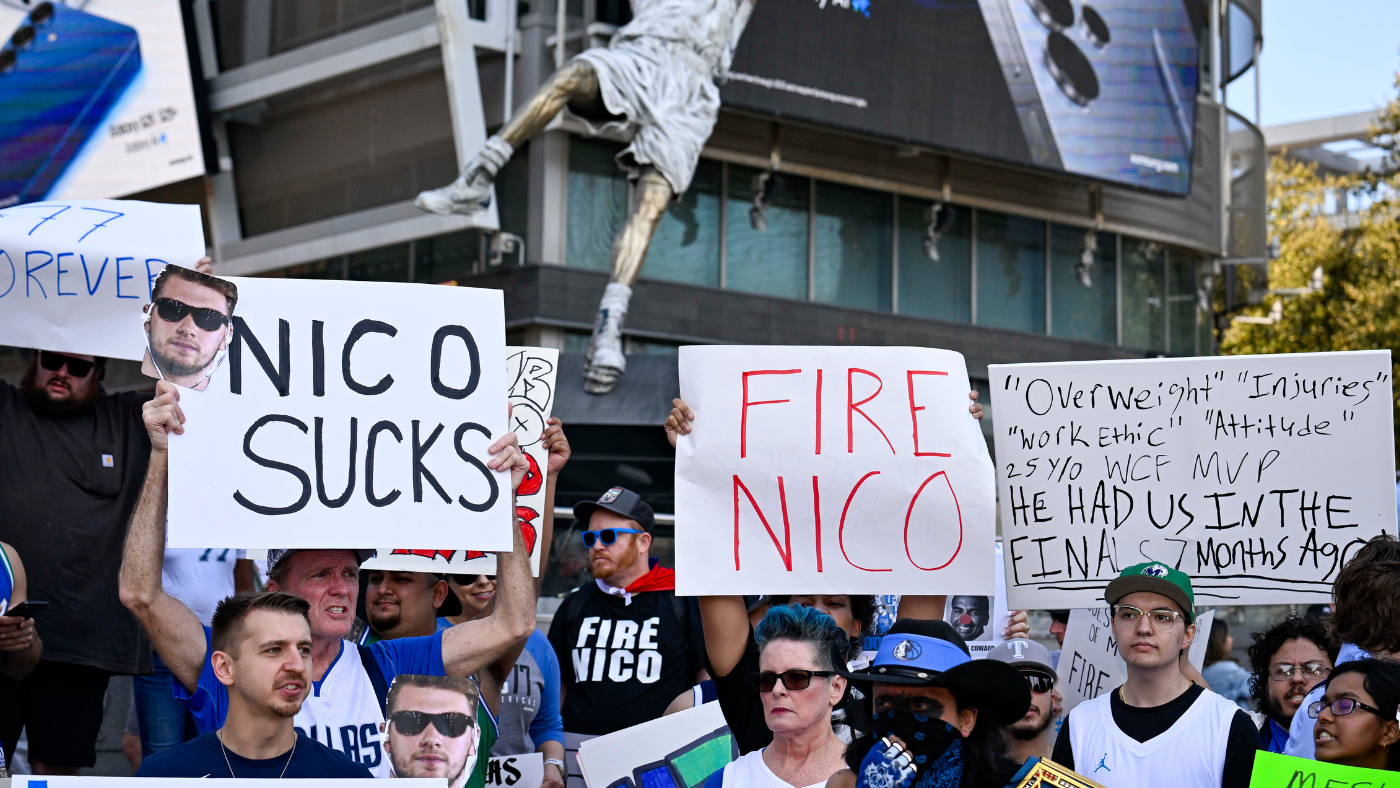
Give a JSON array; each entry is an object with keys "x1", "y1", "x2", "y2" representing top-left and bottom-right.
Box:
[{"x1": 1015, "y1": 758, "x2": 1110, "y2": 788}]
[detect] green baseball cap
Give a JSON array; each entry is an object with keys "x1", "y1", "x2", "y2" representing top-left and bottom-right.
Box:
[{"x1": 1105, "y1": 562, "x2": 1195, "y2": 623}]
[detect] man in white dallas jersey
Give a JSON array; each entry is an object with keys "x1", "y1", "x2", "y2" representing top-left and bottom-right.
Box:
[
  {"x1": 120, "y1": 381, "x2": 536, "y2": 780},
  {"x1": 1050, "y1": 562, "x2": 1258, "y2": 788}
]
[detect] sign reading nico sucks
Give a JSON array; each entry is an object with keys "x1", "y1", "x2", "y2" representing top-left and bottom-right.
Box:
[
  {"x1": 168, "y1": 277, "x2": 511, "y2": 550},
  {"x1": 990, "y1": 351, "x2": 1396, "y2": 609}
]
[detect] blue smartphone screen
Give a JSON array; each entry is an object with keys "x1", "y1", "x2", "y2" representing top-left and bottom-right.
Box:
[{"x1": 0, "y1": 2, "x2": 141, "y2": 205}]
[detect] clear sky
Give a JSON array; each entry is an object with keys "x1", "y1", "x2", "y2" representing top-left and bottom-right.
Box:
[{"x1": 1224, "y1": 0, "x2": 1400, "y2": 128}]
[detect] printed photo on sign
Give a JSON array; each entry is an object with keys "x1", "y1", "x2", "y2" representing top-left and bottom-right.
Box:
[
  {"x1": 576, "y1": 702, "x2": 737, "y2": 788},
  {"x1": 140, "y1": 265, "x2": 237, "y2": 391},
  {"x1": 364, "y1": 347, "x2": 559, "y2": 576},
  {"x1": 384, "y1": 674, "x2": 482, "y2": 788},
  {"x1": 0, "y1": 198, "x2": 204, "y2": 360},
  {"x1": 943, "y1": 542, "x2": 1010, "y2": 657}
]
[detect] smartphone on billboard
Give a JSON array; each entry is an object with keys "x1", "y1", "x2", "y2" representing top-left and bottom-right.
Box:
[{"x1": 0, "y1": 1, "x2": 141, "y2": 205}]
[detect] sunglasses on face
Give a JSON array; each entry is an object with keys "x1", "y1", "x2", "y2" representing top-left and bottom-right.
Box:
[
  {"x1": 1021, "y1": 671, "x2": 1055, "y2": 694},
  {"x1": 153, "y1": 297, "x2": 229, "y2": 332},
  {"x1": 1308, "y1": 697, "x2": 1386, "y2": 719},
  {"x1": 581, "y1": 528, "x2": 641, "y2": 547},
  {"x1": 38, "y1": 350, "x2": 95, "y2": 378},
  {"x1": 389, "y1": 710, "x2": 474, "y2": 737},
  {"x1": 449, "y1": 574, "x2": 496, "y2": 585},
  {"x1": 1269, "y1": 662, "x2": 1330, "y2": 682},
  {"x1": 749, "y1": 669, "x2": 836, "y2": 693}
]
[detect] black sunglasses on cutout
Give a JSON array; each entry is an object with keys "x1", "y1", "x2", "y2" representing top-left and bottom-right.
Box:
[
  {"x1": 449, "y1": 574, "x2": 496, "y2": 585},
  {"x1": 153, "y1": 297, "x2": 229, "y2": 332},
  {"x1": 389, "y1": 710, "x2": 474, "y2": 737},
  {"x1": 38, "y1": 350, "x2": 95, "y2": 378}
]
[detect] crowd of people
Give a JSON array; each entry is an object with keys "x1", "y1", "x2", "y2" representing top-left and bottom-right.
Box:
[{"x1": 3, "y1": 285, "x2": 1400, "y2": 788}]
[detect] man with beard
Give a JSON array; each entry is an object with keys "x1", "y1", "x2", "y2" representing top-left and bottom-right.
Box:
[
  {"x1": 987, "y1": 639, "x2": 1060, "y2": 763},
  {"x1": 948, "y1": 596, "x2": 990, "y2": 642},
  {"x1": 547, "y1": 486, "x2": 707, "y2": 742},
  {"x1": 1245, "y1": 617, "x2": 1336, "y2": 753},
  {"x1": 136, "y1": 592, "x2": 371, "y2": 777},
  {"x1": 142, "y1": 266, "x2": 236, "y2": 391},
  {"x1": 364, "y1": 571, "x2": 458, "y2": 643},
  {"x1": 384, "y1": 675, "x2": 482, "y2": 788}
]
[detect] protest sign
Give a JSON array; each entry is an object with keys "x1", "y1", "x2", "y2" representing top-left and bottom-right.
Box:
[
  {"x1": 0, "y1": 199, "x2": 204, "y2": 360},
  {"x1": 577, "y1": 702, "x2": 736, "y2": 788},
  {"x1": 364, "y1": 347, "x2": 559, "y2": 575},
  {"x1": 8, "y1": 780, "x2": 445, "y2": 788},
  {"x1": 943, "y1": 542, "x2": 1010, "y2": 658},
  {"x1": 1058, "y1": 607, "x2": 1214, "y2": 719},
  {"x1": 674, "y1": 346, "x2": 996, "y2": 596},
  {"x1": 1249, "y1": 750, "x2": 1396, "y2": 787},
  {"x1": 167, "y1": 277, "x2": 511, "y2": 550},
  {"x1": 990, "y1": 352, "x2": 1396, "y2": 609},
  {"x1": 485, "y1": 753, "x2": 544, "y2": 788}
]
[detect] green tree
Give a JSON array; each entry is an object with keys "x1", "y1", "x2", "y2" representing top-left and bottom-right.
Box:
[{"x1": 1221, "y1": 76, "x2": 1400, "y2": 454}]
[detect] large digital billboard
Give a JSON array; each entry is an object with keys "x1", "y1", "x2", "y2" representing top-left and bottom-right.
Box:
[
  {"x1": 722, "y1": 0, "x2": 1202, "y2": 195},
  {"x1": 0, "y1": 0, "x2": 204, "y2": 206}
]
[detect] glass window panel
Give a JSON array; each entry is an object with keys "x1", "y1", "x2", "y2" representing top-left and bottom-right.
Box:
[
  {"x1": 642, "y1": 159, "x2": 721, "y2": 287},
  {"x1": 1050, "y1": 226, "x2": 1116, "y2": 344},
  {"x1": 1121, "y1": 238, "x2": 1166, "y2": 351},
  {"x1": 813, "y1": 182, "x2": 892, "y2": 312},
  {"x1": 259, "y1": 258, "x2": 345, "y2": 279},
  {"x1": 976, "y1": 211, "x2": 1045, "y2": 333},
  {"x1": 348, "y1": 243, "x2": 410, "y2": 282},
  {"x1": 897, "y1": 200, "x2": 971, "y2": 323},
  {"x1": 725, "y1": 166, "x2": 809, "y2": 300},
  {"x1": 414, "y1": 230, "x2": 482, "y2": 284},
  {"x1": 567, "y1": 138, "x2": 628, "y2": 273},
  {"x1": 1168, "y1": 249, "x2": 1199, "y2": 355}
]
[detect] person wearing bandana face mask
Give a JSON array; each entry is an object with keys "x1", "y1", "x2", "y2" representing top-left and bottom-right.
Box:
[{"x1": 826, "y1": 620, "x2": 1035, "y2": 788}]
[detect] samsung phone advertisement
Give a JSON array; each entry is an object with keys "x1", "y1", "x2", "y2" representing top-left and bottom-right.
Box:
[
  {"x1": 724, "y1": 0, "x2": 1202, "y2": 196},
  {"x1": 0, "y1": 0, "x2": 203, "y2": 206}
]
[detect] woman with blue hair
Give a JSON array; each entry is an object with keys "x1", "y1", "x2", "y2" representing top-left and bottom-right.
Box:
[{"x1": 703, "y1": 605, "x2": 854, "y2": 788}]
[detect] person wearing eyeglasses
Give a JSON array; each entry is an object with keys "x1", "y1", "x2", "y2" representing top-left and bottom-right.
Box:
[
  {"x1": 987, "y1": 639, "x2": 1060, "y2": 764},
  {"x1": 547, "y1": 485, "x2": 708, "y2": 750},
  {"x1": 141, "y1": 265, "x2": 237, "y2": 391},
  {"x1": 384, "y1": 674, "x2": 484, "y2": 788},
  {"x1": 1244, "y1": 616, "x2": 1336, "y2": 754},
  {"x1": 0, "y1": 259, "x2": 219, "y2": 776},
  {"x1": 1309, "y1": 659, "x2": 1400, "y2": 771},
  {"x1": 1050, "y1": 562, "x2": 1258, "y2": 788},
  {"x1": 135, "y1": 592, "x2": 372, "y2": 778}
]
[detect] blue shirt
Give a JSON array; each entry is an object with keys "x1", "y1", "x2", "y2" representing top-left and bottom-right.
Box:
[
  {"x1": 524, "y1": 628, "x2": 565, "y2": 747},
  {"x1": 0, "y1": 543, "x2": 14, "y2": 615},
  {"x1": 136, "y1": 731, "x2": 373, "y2": 778},
  {"x1": 1201, "y1": 660, "x2": 1253, "y2": 710}
]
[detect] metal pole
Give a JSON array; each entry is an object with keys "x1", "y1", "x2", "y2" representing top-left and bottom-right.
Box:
[
  {"x1": 555, "y1": 0, "x2": 567, "y2": 68},
  {"x1": 503, "y1": 0, "x2": 517, "y2": 122}
]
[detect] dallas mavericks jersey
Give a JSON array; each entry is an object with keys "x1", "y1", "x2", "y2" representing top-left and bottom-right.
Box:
[
  {"x1": 1068, "y1": 688, "x2": 1238, "y2": 788},
  {"x1": 294, "y1": 641, "x2": 392, "y2": 777},
  {"x1": 0, "y1": 544, "x2": 14, "y2": 615}
]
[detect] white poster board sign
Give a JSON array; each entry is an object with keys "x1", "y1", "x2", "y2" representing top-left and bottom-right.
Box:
[
  {"x1": 675, "y1": 346, "x2": 996, "y2": 595},
  {"x1": 167, "y1": 277, "x2": 511, "y2": 549},
  {"x1": 1058, "y1": 607, "x2": 1214, "y2": 719},
  {"x1": 577, "y1": 702, "x2": 735, "y2": 788},
  {"x1": 0, "y1": 199, "x2": 203, "y2": 359},
  {"x1": 990, "y1": 352, "x2": 1396, "y2": 609},
  {"x1": 9, "y1": 779, "x2": 444, "y2": 788},
  {"x1": 943, "y1": 542, "x2": 1010, "y2": 658},
  {"x1": 364, "y1": 347, "x2": 559, "y2": 575},
  {"x1": 485, "y1": 752, "x2": 545, "y2": 788}
]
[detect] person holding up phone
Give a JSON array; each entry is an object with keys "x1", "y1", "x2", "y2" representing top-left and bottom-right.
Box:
[{"x1": 0, "y1": 541, "x2": 41, "y2": 682}]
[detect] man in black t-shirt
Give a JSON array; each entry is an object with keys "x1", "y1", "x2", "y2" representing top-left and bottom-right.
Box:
[
  {"x1": 0, "y1": 349, "x2": 154, "y2": 774},
  {"x1": 547, "y1": 487, "x2": 706, "y2": 737}
]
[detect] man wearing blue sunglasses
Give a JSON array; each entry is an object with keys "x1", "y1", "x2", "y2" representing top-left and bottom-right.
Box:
[{"x1": 547, "y1": 486, "x2": 707, "y2": 754}]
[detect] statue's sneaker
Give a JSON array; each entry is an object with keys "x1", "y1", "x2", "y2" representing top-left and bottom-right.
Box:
[{"x1": 415, "y1": 168, "x2": 492, "y2": 215}]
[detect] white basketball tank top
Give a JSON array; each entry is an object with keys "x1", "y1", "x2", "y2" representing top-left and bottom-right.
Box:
[
  {"x1": 294, "y1": 640, "x2": 391, "y2": 778},
  {"x1": 1069, "y1": 688, "x2": 1239, "y2": 788}
]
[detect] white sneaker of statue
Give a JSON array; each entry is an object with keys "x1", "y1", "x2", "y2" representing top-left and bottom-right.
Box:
[
  {"x1": 583, "y1": 282, "x2": 631, "y2": 394},
  {"x1": 415, "y1": 137, "x2": 514, "y2": 215}
]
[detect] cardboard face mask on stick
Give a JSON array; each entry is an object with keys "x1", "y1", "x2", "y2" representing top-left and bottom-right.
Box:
[
  {"x1": 140, "y1": 264, "x2": 237, "y2": 391},
  {"x1": 384, "y1": 675, "x2": 482, "y2": 788}
]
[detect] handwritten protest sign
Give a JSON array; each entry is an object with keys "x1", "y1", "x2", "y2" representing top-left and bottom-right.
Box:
[
  {"x1": 1058, "y1": 607, "x2": 1214, "y2": 719},
  {"x1": 485, "y1": 753, "x2": 544, "y2": 788},
  {"x1": 167, "y1": 277, "x2": 510, "y2": 549},
  {"x1": 365, "y1": 347, "x2": 559, "y2": 575},
  {"x1": 577, "y1": 702, "x2": 735, "y2": 788},
  {"x1": 675, "y1": 346, "x2": 995, "y2": 595},
  {"x1": 0, "y1": 199, "x2": 204, "y2": 360},
  {"x1": 990, "y1": 352, "x2": 1396, "y2": 609},
  {"x1": 1249, "y1": 749, "x2": 1396, "y2": 787},
  {"x1": 9, "y1": 779, "x2": 446, "y2": 788},
  {"x1": 943, "y1": 542, "x2": 1010, "y2": 658}
]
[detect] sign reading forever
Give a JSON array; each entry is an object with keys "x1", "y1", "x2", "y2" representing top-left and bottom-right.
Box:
[
  {"x1": 0, "y1": 199, "x2": 204, "y2": 360},
  {"x1": 168, "y1": 277, "x2": 511, "y2": 550},
  {"x1": 990, "y1": 352, "x2": 1396, "y2": 609},
  {"x1": 675, "y1": 346, "x2": 995, "y2": 596}
]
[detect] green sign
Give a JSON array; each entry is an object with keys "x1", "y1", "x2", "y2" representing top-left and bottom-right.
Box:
[{"x1": 1252, "y1": 751, "x2": 1399, "y2": 787}]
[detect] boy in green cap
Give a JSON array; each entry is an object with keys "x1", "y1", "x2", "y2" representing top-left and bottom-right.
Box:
[{"x1": 1050, "y1": 562, "x2": 1258, "y2": 788}]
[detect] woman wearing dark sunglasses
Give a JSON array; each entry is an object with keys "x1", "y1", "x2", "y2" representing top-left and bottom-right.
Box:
[{"x1": 1311, "y1": 659, "x2": 1400, "y2": 771}]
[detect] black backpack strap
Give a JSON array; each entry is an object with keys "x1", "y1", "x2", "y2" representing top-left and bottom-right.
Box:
[{"x1": 356, "y1": 644, "x2": 390, "y2": 716}]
